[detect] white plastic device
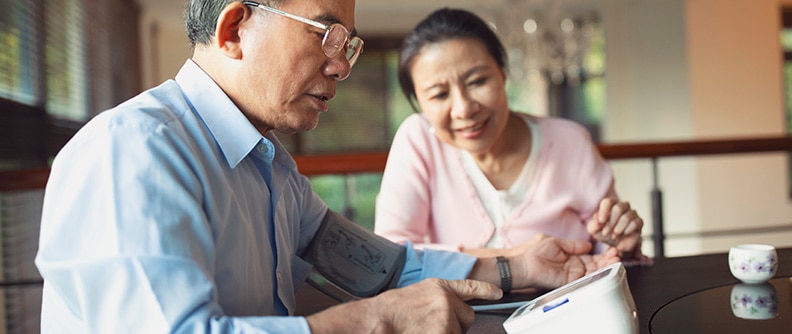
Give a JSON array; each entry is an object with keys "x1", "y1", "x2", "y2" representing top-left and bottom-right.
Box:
[{"x1": 502, "y1": 262, "x2": 638, "y2": 334}]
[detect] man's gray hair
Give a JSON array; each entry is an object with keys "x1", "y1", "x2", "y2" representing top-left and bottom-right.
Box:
[{"x1": 184, "y1": 0, "x2": 284, "y2": 47}]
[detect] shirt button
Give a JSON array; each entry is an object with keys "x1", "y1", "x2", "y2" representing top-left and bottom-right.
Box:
[
  {"x1": 257, "y1": 145, "x2": 266, "y2": 152},
  {"x1": 276, "y1": 271, "x2": 282, "y2": 282}
]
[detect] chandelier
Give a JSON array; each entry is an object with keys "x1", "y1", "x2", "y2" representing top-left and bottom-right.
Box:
[{"x1": 479, "y1": 0, "x2": 602, "y2": 87}]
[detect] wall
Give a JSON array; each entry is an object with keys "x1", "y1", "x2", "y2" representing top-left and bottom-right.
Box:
[
  {"x1": 686, "y1": 0, "x2": 792, "y2": 253},
  {"x1": 599, "y1": 0, "x2": 702, "y2": 256},
  {"x1": 600, "y1": 0, "x2": 792, "y2": 256},
  {"x1": 138, "y1": 2, "x2": 192, "y2": 88},
  {"x1": 137, "y1": 0, "x2": 792, "y2": 257}
]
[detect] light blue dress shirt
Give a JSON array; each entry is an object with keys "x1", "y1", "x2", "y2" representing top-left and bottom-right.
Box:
[{"x1": 35, "y1": 60, "x2": 476, "y2": 333}]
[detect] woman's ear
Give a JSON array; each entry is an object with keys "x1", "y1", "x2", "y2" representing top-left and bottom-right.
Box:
[{"x1": 213, "y1": 2, "x2": 250, "y2": 59}]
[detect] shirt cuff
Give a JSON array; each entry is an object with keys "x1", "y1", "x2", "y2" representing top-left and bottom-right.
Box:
[
  {"x1": 396, "y1": 241, "x2": 477, "y2": 287},
  {"x1": 237, "y1": 316, "x2": 312, "y2": 333}
]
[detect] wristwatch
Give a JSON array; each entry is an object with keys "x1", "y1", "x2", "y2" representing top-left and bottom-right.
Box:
[{"x1": 496, "y1": 256, "x2": 512, "y2": 294}]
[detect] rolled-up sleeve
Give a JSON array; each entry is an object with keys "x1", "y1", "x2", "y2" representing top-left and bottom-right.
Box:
[{"x1": 396, "y1": 242, "x2": 477, "y2": 286}]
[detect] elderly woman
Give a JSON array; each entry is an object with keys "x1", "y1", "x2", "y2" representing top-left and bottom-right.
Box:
[{"x1": 375, "y1": 8, "x2": 649, "y2": 263}]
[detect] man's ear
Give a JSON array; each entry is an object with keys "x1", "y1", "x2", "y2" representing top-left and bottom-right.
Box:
[{"x1": 213, "y1": 2, "x2": 250, "y2": 59}]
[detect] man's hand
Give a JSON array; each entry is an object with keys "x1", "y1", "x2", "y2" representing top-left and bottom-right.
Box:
[
  {"x1": 587, "y1": 198, "x2": 644, "y2": 259},
  {"x1": 512, "y1": 236, "x2": 620, "y2": 289},
  {"x1": 467, "y1": 235, "x2": 619, "y2": 290},
  {"x1": 305, "y1": 278, "x2": 502, "y2": 334}
]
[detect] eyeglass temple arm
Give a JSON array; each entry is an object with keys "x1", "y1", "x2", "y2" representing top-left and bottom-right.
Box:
[{"x1": 241, "y1": 1, "x2": 328, "y2": 30}]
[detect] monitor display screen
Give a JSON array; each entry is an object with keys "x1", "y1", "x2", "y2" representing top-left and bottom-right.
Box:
[{"x1": 512, "y1": 267, "x2": 612, "y2": 317}]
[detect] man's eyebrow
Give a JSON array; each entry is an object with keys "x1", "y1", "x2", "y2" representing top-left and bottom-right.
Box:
[
  {"x1": 315, "y1": 13, "x2": 358, "y2": 36},
  {"x1": 315, "y1": 13, "x2": 341, "y2": 25}
]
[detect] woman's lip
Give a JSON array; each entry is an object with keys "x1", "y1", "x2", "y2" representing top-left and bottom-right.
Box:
[{"x1": 455, "y1": 119, "x2": 488, "y2": 139}]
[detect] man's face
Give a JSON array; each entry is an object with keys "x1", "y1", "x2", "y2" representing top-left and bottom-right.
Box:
[{"x1": 236, "y1": 0, "x2": 357, "y2": 135}]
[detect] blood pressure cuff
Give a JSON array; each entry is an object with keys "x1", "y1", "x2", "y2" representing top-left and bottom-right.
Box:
[{"x1": 303, "y1": 210, "x2": 406, "y2": 298}]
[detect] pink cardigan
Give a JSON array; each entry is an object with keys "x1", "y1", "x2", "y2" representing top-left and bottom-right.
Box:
[{"x1": 374, "y1": 113, "x2": 616, "y2": 252}]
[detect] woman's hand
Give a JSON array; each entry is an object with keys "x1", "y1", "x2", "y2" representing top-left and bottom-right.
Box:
[
  {"x1": 461, "y1": 233, "x2": 548, "y2": 257},
  {"x1": 587, "y1": 198, "x2": 645, "y2": 260}
]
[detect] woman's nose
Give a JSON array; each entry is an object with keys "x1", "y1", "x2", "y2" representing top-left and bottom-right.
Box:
[{"x1": 450, "y1": 91, "x2": 479, "y2": 119}]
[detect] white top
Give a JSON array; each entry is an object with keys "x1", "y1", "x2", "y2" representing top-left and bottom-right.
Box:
[{"x1": 461, "y1": 114, "x2": 543, "y2": 248}]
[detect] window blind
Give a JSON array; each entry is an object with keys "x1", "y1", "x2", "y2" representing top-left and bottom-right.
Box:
[
  {"x1": 0, "y1": 190, "x2": 44, "y2": 334},
  {"x1": 0, "y1": 0, "x2": 42, "y2": 106}
]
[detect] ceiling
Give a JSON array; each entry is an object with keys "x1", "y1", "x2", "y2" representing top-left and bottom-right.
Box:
[{"x1": 134, "y1": 0, "x2": 624, "y2": 34}]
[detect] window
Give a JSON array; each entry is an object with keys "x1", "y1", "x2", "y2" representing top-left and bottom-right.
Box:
[
  {"x1": 276, "y1": 37, "x2": 412, "y2": 229},
  {"x1": 0, "y1": 1, "x2": 142, "y2": 332},
  {"x1": 0, "y1": 0, "x2": 41, "y2": 106},
  {"x1": 44, "y1": 0, "x2": 89, "y2": 120},
  {"x1": 0, "y1": 0, "x2": 142, "y2": 170},
  {"x1": 0, "y1": 0, "x2": 91, "y2": 120},
  {"x1": 276, "y1": 38, "x2": 412, "y2": 155},
  {"x1": 499, "y1": 14, "x2": 607, "y2": 141},
  {"x1": 547, "y1": 21, "x2": 606, "y2": 141}
]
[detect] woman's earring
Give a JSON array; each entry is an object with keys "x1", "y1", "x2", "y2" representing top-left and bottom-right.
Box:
[{"x1": 428, "y1": 126, "x2": 435, "y2": 134}]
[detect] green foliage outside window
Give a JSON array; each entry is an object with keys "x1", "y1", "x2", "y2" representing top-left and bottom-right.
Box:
[
  {"x1": 310, "y1": 173, "x2": 383, "y2": 231},
  {"x1": 0, "y1": 1, "x2": 36, "y2": 105},
  {"x1": 44, "y1": 0, "x2": 88, "y2": 121},
  {"x1": 303, "y1": 51, "x2": 410, "y2": 230}
]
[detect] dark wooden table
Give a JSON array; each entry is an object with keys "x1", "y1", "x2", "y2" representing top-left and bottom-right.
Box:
[
  {"x1": 631, "y1": 247, "x2": 792, "y2": 333},
  {"x1": 468, "y1": 247, "x2": 792, "y2": 333},
  {"x1": 297, "y1": 247, "x2": 792, "y2": 333}
]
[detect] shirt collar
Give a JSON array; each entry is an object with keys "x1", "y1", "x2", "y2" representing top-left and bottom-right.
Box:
[{"x1": 175, "y1": 59, "x2": 270, "y2": 169}]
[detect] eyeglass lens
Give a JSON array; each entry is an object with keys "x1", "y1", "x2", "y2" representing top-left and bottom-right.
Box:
[{"x1": 324, "y1": 24, "x2": 363, "y2": 67}]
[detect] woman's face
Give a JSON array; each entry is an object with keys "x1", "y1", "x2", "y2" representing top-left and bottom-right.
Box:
[{"x1": 410, "y1": 38, "x2": 510, "y2": 155}]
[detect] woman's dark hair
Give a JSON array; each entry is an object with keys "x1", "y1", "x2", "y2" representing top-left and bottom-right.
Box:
[{"x1": 397, "y1": 8, "x2": 507, "y2": 112}]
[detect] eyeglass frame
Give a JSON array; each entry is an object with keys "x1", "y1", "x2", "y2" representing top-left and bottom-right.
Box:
[{"x1": 241, "y1": 1, "x2": 364, "y2": 68}]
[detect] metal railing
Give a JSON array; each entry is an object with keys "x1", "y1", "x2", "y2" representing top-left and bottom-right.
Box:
[
  {"x1": 293, "y1": 135, "x2": 792, "y2": 258},
  {"x1": 3, "y1": 136, "x2": 792, "y2": 258}
]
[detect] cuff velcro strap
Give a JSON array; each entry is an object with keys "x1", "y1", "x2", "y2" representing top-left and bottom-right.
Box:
[{"x1": 496, "y1": 256, "x2": 512, "y2": 294}]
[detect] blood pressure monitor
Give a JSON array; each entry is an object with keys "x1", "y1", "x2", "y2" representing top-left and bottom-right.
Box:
[{"x1": 502, "y1": 262, "x2": 638, "y2": 334}]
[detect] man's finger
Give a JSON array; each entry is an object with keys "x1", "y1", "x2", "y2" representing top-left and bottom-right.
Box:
[
  {"x1": 451, "y1": 294, "x2": 476, "y2": 334},
  {"x1": 441, "y1": 279, "x2": 503, "y2": 301}
]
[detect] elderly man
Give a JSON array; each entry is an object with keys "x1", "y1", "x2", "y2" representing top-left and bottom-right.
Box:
[{"x1": 35, "y1": 0, "x2": 618, "y2": 332}]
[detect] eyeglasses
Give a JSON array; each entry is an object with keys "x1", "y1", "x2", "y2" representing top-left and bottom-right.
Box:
[{"x1": 242, "y1": 1, "x2": 364, "y2": 68}]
